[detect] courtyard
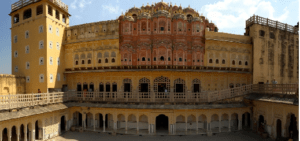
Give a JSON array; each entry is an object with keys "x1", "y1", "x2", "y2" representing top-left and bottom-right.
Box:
[{"x1": 53, "y1": 130, "x2": 276, "y2": 141}]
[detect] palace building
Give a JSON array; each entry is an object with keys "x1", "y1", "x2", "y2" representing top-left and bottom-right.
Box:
[{"x1": 0, "y1": 0, "x2": 298, "y2": 141}]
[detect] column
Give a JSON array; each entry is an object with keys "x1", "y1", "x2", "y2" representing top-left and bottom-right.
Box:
[
  {"x1": 31, "y1": 128, "x2": 34, "y2": 141},
  {"x1": 103, "y1": 115, "x2": 106, "y2": 132},
  {"x1": 93, "y1": 114, "x2": 96, "y2": 131},
  {"x1": 238, "y1": 115, "x2": 242, "y2": 130},
  {"x1": 0, "y1": 128, "x2": 2, "y2": 141},
  {"x1": 24, "y1": 126, "x2": 27, "y2": 141},
  {"x1": 136, "y1": 119, "x2": 139, "y2": 134},
  {"x1": 185, "y1": 118, "x2": 188, "y2": 133},
  {"x1": 219, "y1": 118, "x2": 221, "y2": 132},
  {"x1": 148, "y1": 123, "x2": 150, "y2": 134},
  {"x1": 125, "y1": 120, "x2": 128, "y2": 134},
  {"x1": 196, "y1": 116, "x2": 199, "y2": 134},
  {"x1": 229, "y1": 117, "x2": 231, "y2": 132},
  {"x1": 17, "y1": 126, "x2": 20, "y2": 141},
  {"x1": 8, "y1": 129, "x2": 11, "y2": 141}
]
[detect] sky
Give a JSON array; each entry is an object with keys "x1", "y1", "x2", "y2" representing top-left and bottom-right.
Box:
[{"x1": 0, "y1": 0, "x2": 299, "y2": 74}]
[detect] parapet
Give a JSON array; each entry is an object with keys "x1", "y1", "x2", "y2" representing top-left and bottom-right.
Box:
[
  {"x1": 246, "y1": 15, "x2": 298, "y2": 34},
  {"x1": 205, "y1": 28, "x2": 252, "y2": 44},
  {"x1": 11, "y1": 0, "x2": 68, "y2": 13}
]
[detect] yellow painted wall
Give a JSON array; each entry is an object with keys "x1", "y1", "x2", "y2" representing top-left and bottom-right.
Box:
[
  {"x1": 10, "y1": 0, "x2": 69, "y2": 93},
  {"x1": 66, "y1": 71, "x2": 252, "y2": 91},
  {"x1": 0, "y1": 74, "x2": 25, "y2": 95}
]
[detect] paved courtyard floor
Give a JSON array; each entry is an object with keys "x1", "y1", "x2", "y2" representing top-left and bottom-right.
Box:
[{"x1": 52, "y1": 130, "x2": 277, "y2": 141}]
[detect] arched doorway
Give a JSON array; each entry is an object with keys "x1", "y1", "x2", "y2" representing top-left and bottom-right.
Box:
[
  {"x1": 35, "y1": 121, "x2": 38, "y2": 140},
  {"x1": 2, "y1": 128, "x2": 8, "y2": 141},
  {"x1": 11, "y1": 126, "x2": 17, "y2": 141},
  {"x1": 86, "y1": 113, "x2": 93, "y2": 128},
  {"x1": 242, "y1": 112, "x2": 251, "y2": 129},
  {"x1": 20, "y1": 124, "x2": 25, "y2": 141},
  {"x1": 156, "y1": 115, "x2": 168, "y2": 132},
  {"x1": 27, "y1": 123, "x2": 31, "y2": 141},
  {"x1": 258, "y1": 115, "x2": 265, "y2": 133},
  {"x1": 288, "y1": 114, "x2": 298, "y2": 139},
  {"x1": 61, "y1": 116, "x2": 66, "y2": 132},
  {"x1": 276, "y1": 119, "x2": 282, "y2": 138},
  {"x1": 73, "y1": 112, "x2": 82, "y2": 127}
]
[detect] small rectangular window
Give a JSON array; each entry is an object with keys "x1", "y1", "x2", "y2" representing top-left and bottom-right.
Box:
[
  {"x1": 26, "y1": 62, "x2": 30, "y2": 69},
  {"x1": 50, "y1": 74, "x2": 53, "y2": 83},
  {"x1": 57, "y1": 57, "x2": 60, "y2": 65},
  {"x1": 14, "y1": 51, "x2": 18, "y2": 58},
  {"x1": 26, "y1": 76, "x2": 30, "y2": 83},
  {"x1": 56, "y1": 42, "x2": 60, "y2": 50},
  {"x1": 49, "y1": 41, "x2": 53, "y2": 49},
  {"x1": 39, "y1": 57, "x2": 44, "y2": 65},
  {"x1": 25, "y1": 45, "x2": 29, "y2": 54},
  {"x1": 160, "y1": 27, "x2": 164, "y2": 31},
  {"x1": 56, "y1": 28, "x2": 59, "y2": 36},
  {"x1": 39, "y1": 40, "x2": 44, "y2": 49},
  {"x1": 49, "y1": 57, "x2": 53, "y2": 65},
  {"x1": 49, "y1": 25, "x2": 53, "y2": 33},
  {"x1": 259, "y1": 30, "x2": 265, "y2": 37},
  {"x1": 39, "y1": 25, "x2": 43, "y2": 33},
  {"x1": 270, "y1": 32, "x2": 275, "y2": 39},
  {"x1": 14, "y1": 36, "x2": 18, "y2": 43},
  {"x1": 25, "y1": 31, "x2": 29, "y2": 39}
]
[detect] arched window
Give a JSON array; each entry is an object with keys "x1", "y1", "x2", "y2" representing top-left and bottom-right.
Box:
[
  {"x1": 142, "y1": 57, "x2": 145, "y2": 61},
  {"x1": 82, "y1": 60, "x2": 85, "y2": 64},
  {"x1": 13, "y1": 14, "x2": 19, "y2": 23},
  {"x1": 179, "y1": 58, "x2": 182, "y2": 62},
  {"x1": 148, "y1": 58, "x2": 150, "y2": 61},
  {"x1": 55, "y1": 10, "x2": 60, "y2": 20},
  {"x1": 98, "y1": 59, "x2": 101, "y2": 63},
  {"x1": 23, "y1": 9, "x2": 32, "y2": 20},
  {"x1": 88, "y1": 60, "x2": 91, "y2": 64},
  {"x1": 75, "y1": 60, "x2": 78, "y2": 65},
  {"x1": 160, "y1": 56, "x2": 164, "y2": 61},
  {"x1": 154, "y1": 57, "x2": 156, "y2": 61},
  {"x1": 245, "y1": 61, "x2": 248, "y2": 66},
  {"x1": 222, "y1": 59, "x2": 225, "y2": 64},
  {"x1": 209, "y1": 59, "x2": 213, "y2": 63},
  {"x1": 48, "y1": 5, "x2": 53, "y2": 16},
  {"x1": 104, "y1": 52, "x2": 109, "y2": 57},
  {"x1": 105, "y1": 58, "x2": 108, "y2": 63},
  {"x1": 239, "y1": 61, "x2": 242, "y2": 65},
  {"x1": 111, "y1": 52, "x2": 116, "y2": 57},
  {"x1": 216, "y1": 59, "x2": 219, "y2": 64},
  {"x1": 232, "y1": 60, "x2": 235, "y2": 65},
  {"x1": 168, "y1": 57, "x2": 171, "y2": 61},
  {"x1": 97, "y1": 52, "x2": 102, "y2": 58},
  {"x1": 112, "y1": 58, "x2": 115, "y2": 63},
  {"x1": 36, "y1": 5, "x2": 43, "y2": 15}
]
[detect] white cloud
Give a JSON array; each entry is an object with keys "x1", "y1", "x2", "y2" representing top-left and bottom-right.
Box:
[
  {"x1": 70, "y1": 0, "x2": 93, "y2": 9},
  {"x1": 102, "y1": 4, "x2": 123, "y2": 14},
  {"x1": 201, "y1": 0, "x2": 289, "y2": 32}
]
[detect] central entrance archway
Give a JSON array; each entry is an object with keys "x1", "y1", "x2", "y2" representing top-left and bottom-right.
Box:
[{"x1": 156, "y1": 114, "x2": 168, "y2": 131}]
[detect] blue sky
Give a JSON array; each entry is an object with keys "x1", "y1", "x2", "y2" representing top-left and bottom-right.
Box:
[{"x1": 0, "y1": 0, "x2": 299, "y2": 74}]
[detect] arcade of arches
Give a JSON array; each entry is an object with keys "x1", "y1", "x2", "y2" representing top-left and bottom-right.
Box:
[{"x1": 0, "y1": 100, "x2": 298, "y2": 140}]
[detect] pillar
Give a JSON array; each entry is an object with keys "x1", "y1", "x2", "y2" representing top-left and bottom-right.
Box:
[
  {"x1": 229, "y1": 117, "x2": 231, "y2": 132},
  {"x1": 93, "y1": 114, "x2": 96, "y2": 131},
  {"x1": 24, "y1": 126, "x2": 27, "y2": 141},
  {"x1": 31, "y1": 128, "x2": 34, "y2": 141},
  {"x1": 8, "y1": 129, "x2": 11, "y2": 141},
  {"x1": 125, "y1": 120, "x2": 128, "y2": 134},
  {"x1": 136, "y1": 119, "x2": 139, "y2": 134},
  {"x1": 238, "y1": 114, "x2": 242, "y2": 130},
  {"x1": 17, "y1": 126, "x2": 20, "y2": 141},
  {"x1": 83, "y1": 114, "x2": 86, "y2": 129},
  {"x1": 148, "y1": 123, "x2": 150, "y2": 134},
  {"x1": 219, "y1": 118, "x2": 221, "y2": 132},
  {"x1": 0, "y1": 129, "x2": 2, "y2": 141},
  {"x1": 196, "y1": 117, "x2": 199, "y2": 134},
  {"x1": 103, "y1": 115, "x2": 106, "y2": 132}
]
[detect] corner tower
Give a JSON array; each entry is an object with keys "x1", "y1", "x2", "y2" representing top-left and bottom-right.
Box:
[{"x1": 10, "y1": 0, "x2": 70, "y2": 93}]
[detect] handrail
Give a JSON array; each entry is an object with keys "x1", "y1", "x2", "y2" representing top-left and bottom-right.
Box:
[{"x1": 0, "y1": 84, "x2": 298, "y2": 111}]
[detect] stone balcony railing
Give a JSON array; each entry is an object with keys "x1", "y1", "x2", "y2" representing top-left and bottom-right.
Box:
[
  {"x1": 246, "y1": 15, "x2": 299, "y2": 34},
  {"x1": 65, "y1": 65, "x2": 252, "y2": 73},
  {"x1": 11, "y1": 0, "x2": 68, "y2": 12},
  {"x1": 0, "y1": 84, "x2": 297, "y2": 111}
]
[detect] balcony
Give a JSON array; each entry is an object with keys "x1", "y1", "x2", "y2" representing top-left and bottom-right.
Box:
[{"x1": 0, "y1": 84, "x2": 297, "y2": 111}]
